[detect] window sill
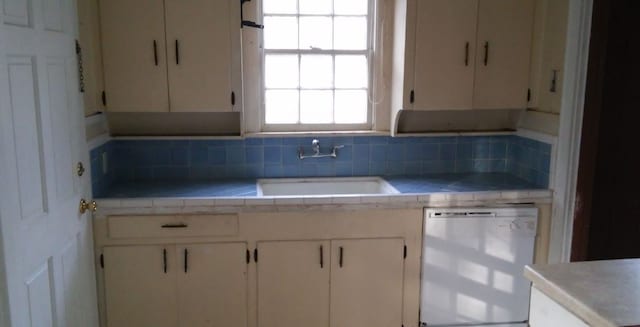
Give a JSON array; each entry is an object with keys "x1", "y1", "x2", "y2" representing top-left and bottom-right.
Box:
[{"x1": 245, "y1": 130, "x2": 390, "y2": 138}]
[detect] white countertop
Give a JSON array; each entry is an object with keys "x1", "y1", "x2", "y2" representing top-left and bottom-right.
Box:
[
  {"x1": 525, "y1": 259, "x2": 640, "y2": 327},
  {"x1": 95, "y1": 189, "x2": 552, "y2": 214}
]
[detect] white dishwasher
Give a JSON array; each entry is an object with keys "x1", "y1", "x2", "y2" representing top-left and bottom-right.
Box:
[{"x1": 420, "y1": 207, "x2": 538, "y2": 327}]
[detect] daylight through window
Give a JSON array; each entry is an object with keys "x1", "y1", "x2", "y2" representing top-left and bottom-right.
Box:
[{"x1": 262, "y1": 0, "x2": 372, "y2": 128}]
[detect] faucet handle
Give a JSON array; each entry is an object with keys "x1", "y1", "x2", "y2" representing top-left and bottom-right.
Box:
[{"x1": 331, "y1": 145, "x2": 345, "y2": 158}]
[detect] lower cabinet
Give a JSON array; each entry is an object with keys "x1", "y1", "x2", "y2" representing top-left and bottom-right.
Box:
[
  {"x1": 103, "y1": 245, "x2": 178, "y2": 327},
  {"x1": 95, "y1": 210, "x2": 422, "y2": 327},
  {"x1": 330, "y1": 239, "x2": 405, "y2": 327},
  {"x1": 103, "y1": 243, "x2": 248, "y2": 327},
  {"x1": 257, "y1": 238, "x2": 405, "y2": 327},
  {"x1": 529, "y1": 286, "x2": 588, "y2": 327},
  {"x1": 258, "y1": 240, "x2": 331, "y2": 327}
]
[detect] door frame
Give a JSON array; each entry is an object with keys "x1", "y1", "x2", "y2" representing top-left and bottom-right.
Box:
[
  {"x1": 0, "y1": 212, "x2": 8, "y2": 326},
  {"x1": 569, "y1": 0, "x2": 611, "y2": 261},
  {"x1": 548, "y1": 0, "x2": 594, "y2": 263}
]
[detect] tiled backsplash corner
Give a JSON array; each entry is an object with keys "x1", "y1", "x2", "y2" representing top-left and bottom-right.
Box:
[
  {"x1": 90, "y1": 141, "x2": 115, "y2": 198},
  {"x1": 506, "y1": 136, "x2": 551, "y2": 188},
  {"x1": 89, "y1": 135, "x2": 551, "y2": 197}
]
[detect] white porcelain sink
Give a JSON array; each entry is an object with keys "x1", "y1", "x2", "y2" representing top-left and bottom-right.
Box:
[{"x1": 257, "y1": 177, "x2": 400, "y2": 196}]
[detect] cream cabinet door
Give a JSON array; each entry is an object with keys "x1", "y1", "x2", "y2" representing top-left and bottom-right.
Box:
[
  {"x1": 536, "y1": 0, "x2": 569, "y2": 114},
  {"x1": 103, "y1": 245, "x2": 178, "y2": 327},
  {"x1": 165, "y1": 0, "x2": 238, "y2": 112},
  {"x1": 257, "y1": 241, "x2": 331, "y2": 327},
  {"x1": 99, "y1": 0, "x2": 169, "y2": 112},
  {"x1": 473, "y1": 0, "x2": 535, "y2": 109},
  {"x1": 176, "y1": 243, "x2": 248, "y2": 327},
  {"x1": 413, "y1": 0, "x2": 478, "y2": 110},
  {"x1": 330, "y1": 239, "x2": 405, "y2": 327}
]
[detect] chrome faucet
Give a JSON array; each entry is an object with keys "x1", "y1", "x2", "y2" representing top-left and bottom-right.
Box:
[
  {"x1": 298, "y1": 139, "x2": 345, "y2": 160},
  {"x1": 312, "y1": 139, "x2": 321, "y2": 155}
]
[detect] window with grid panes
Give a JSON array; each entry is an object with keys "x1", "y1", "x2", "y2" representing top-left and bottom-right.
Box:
[{"x1": 262, "y1": 0, "x2": 373, "y2": 129}]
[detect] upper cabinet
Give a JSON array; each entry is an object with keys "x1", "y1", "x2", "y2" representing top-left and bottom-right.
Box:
[
  {"x1": 528, "y1": 0, "x2": 569, "y2": 114},
  {"x1": 393, "y1": 0, "x2": 535, "y2": 112},
  {"x1": 473, "y1": 0, "x2": 535, "y2": 109},
  {"x1": 413, "y1": 0, "x2": 478, "y2": 110},
  {"x1": 99, "y1": 0, "x2": 241, "y2": 113},
  {"x1": 100, "y1": 0, "x2": 169, "y2": 112}
]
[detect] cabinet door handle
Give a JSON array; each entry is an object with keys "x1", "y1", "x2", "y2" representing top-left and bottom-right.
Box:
[
  {"x1": 163, "y1": 248, "x2": 167, "y2": 273},
  {"x1": 175, "y1": 40, "x2": 180, "y2": 65},
  {"x1": 465, "y1": 42, "x2": 469, "y2": 66},
  {"x1": 184, "y1": 248, "x2": 188, "y2": 273},
  {"x1": 153, "y1": 40, "x2": 158, "y2": 66},
  {"x1": 161, "y1": 223, "x2": 188, "y2": 228},
  {"x1": 320, "y1": 245, "x2": 324, "y2": 268},
  {"x1": 339, "y1": 246, "x2": 343, "y2": 268},
  {"x1": 483, "y1": 41, "x2": 489, "y2": 66}
]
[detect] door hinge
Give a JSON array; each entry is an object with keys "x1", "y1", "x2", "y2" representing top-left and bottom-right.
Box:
[
  {"x1": 254, "y1": 248, "x2": 258, "y2": 263},
  {"x1": 527, "y1": 88, "x2": 531, "y2": 102},
  {"x1": 231, "y1": 91, "x2": 236, "y2": 106},
  {"x1": 410, "y1": 90, "x2": 415, "y2": 104},
  {"x1": 403, "y1": 245, "x2": 407, "y2": 259},
  {"x1": 101, "y1": 91, "x2": 107, "y2": 106},
  {"x1": 100, "y1": 254, "x2": 104, "y2": 268},
  {"x1": 246, "y1": 249, "x2": 250, "y2": 264}
]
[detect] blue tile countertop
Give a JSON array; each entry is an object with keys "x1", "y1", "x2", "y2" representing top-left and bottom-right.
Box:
[{"x1": 99, "y1": 172, "x2": 541, "y2": 199}]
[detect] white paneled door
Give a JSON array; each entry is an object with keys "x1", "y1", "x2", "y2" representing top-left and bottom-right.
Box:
[{"x1": 0, "y1": 0, "x2": 99, "y2": 326}]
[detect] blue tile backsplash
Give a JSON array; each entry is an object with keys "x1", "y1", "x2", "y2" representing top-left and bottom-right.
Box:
[
  {"x1": 90, "y1": 135, "x2": 552, "y2": 197},
  {"x1": 506, "y1": 135, "x2": 552, "y2": 187}
]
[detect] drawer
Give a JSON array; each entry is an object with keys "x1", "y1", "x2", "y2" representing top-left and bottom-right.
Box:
[{"x1": 107, "y1": 214, "x2": 239, "y2": 239}]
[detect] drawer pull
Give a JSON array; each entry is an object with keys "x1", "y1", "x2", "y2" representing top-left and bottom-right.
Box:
[
  {"x1": 484, "y1": 41, "x2": 490, "y2": 66},
  {"x1": 184, "y1": 248, "x2": 189, "y2": 273},
  {"x1": 175, "y1": 39, "x2": 180, "y2": 65},
  {"x1": 153, "y1": 40, "x2": 158, "y2": 66},
  {"x1": 464, "y1": 42, "x2": 469, "y2": 66},
  {"x1": 161, "y1": 223, "x2": 188, "y2": 228},
  {"x1": 163, "y1": 248, "x2": 167, "y2": 273}
]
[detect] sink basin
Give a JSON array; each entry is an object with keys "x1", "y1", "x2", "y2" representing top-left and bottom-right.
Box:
[{"x1": 257, "y1": 177, "x2": 400, "y2": 196}]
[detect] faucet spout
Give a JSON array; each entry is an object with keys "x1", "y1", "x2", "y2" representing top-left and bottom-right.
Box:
[{"x1": 312, "y1": 139, "x2": 320, "y2": 155}]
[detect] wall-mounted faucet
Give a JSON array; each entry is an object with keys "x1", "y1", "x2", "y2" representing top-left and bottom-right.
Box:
[
  {"x1": 298, "y1": 139, "x2": 344, "y2": 160},
  {"x1": 312, "y1": 139, "x2": 321, "y2": 155}
]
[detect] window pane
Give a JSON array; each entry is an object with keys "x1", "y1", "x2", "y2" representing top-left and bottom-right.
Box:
[
  {"x1": 300, "y1": 90, "x2": 333, "y2": 124},
  {"x1": 263, "y1": 0, "x2": 297, "y2": 14},
  {"x1": 265, "y1": 55, "x2": 299, "y2": 88},
  {"x1": 300, "y1": 55, "x2": 333, "y2": 89},
  {"x1": 334, "y1": 0, "x2": 368, "y2": 15},
  {"x1": 299, "y1": 17, "x2": 332, "y2": 50},
  {"x1": 264, "y1": 16, "x2": 298, "y2": 49},
  {"x1": 265, "y1": 90, "x2": 299, "y2": 124},
  {"x1": 335, "y1": 55, "x2": 368, "y2": 88},
  {"x1": 335, "y1": 90, "x2": 368, "y2": 124},
  {"x1": 334, "y1": 17, "x2": 367, "y2": 50},
  {"x1": 299, "y1": 0, "x2": 332, "y2": 14}
]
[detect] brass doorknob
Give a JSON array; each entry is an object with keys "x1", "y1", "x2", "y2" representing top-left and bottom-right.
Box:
[{"x1": 79, "y1": 199, "x2": 97, "y2": 214}]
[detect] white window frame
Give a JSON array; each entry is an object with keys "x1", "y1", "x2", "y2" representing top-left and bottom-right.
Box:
[{"x1": 260, "y1": 0, "x2": 377, "y2": 132}]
